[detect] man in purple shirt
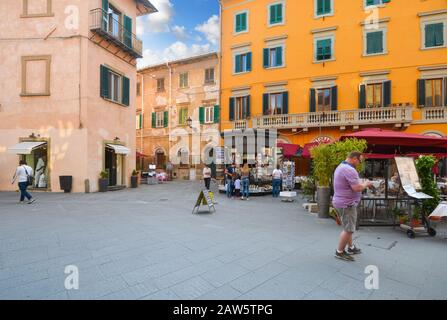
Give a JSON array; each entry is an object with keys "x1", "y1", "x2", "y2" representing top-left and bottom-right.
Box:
[{"x1": 333, "y1": 152, "x2": 372, "y2": 262}]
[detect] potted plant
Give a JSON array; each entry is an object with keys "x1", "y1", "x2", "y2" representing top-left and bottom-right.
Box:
[
  {"x1": 311, "y1": 143, "x2": 334, "y2": 219},
  {"x1": 399, "y1": 215, "x2": 409, "y2": 225},
  {"x1": 415, "y1": 155, "x2": 440, "y2": 214},
  {"x1": 98, "y1": 170, "x2": 109, "y2": 192},
  {"x1": 411, "y1": 206, "x2": 421, "y2": 227},
  {"x1": 131, "y1": 170, "x2": 139, "y2": 188}
]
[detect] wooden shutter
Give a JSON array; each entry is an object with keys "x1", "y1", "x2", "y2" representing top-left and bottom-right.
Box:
[
  {"x1": 383, "y1": 81, "x2": 391, "y2": 107},
  {"x1": 122, "y1": 76, "x2": 130, "y2": 106},
  {"x1": 331, "y1": 86, "x2": 338, "y2": 111},
  {"x1": 229, "y1": 98, "x2": 235, "y2": 121},
  {"x1": 163, "y1": 111, "x2": 168, "y2": 127},
  {"x1": 152, "y1": 112, "x2": 156, "y2": 128},
  {"x1": 276, "y1": 47, "x2": 283, "y2": 67},
  {"x1": 317, "y1": 0, "x2": 323, "y2": 15},
  {"x1": 199, "y1": 107, "x2": 205, "y2": 124},
  {"x1": 102, "y1": 0, "x2": 109, "y2": 30},
  {"x1": 417, "y1": 79, "x2": 426, "y2": 107},
  {"x1": 263, "y1": 48, "x2": 269, "y2": 68},
  {"x1": 359, "y1": 84, "x2": 366, "y2": 109},
  {"x1": 263, "y1": 93, "x2": 269, "y2": 115},
  {"x1": 236, "y1": 14, "x2": 241, "y2": 32},
  {"x1": 246, "y1": 52, "x2": 252, "y2": 71},
  {"x1": 282, "y1": 92, "x2": 289, "y2": 114},
  {"x1": 214, "y1": 105, "x2": 220, "y2": 123},
  {"x1": 309, "y1": 89, "x2": 316, "y2": 112},
  {"x1": 277, "y1": 4, "x2": 283, "y2": 22},
  {"x1": 270, "y1": 4, "x2": 276, "y2": 24},
  {"x1": 246, "y1": 96, "x2": 251, "y2": 118},
  {"x1": 241, "y1": 13, "x2": 247, "y2": 31},
  {"x1": 100, "y1": 65, "x2": 110, "y2": 99},
  {"x1": 123, "y1": 16, "x2": 132, "y2": 49},
  {"x1": 434, "y1": 23, "x2": 444, "y2": 46},
  {"x1": 235, "y1": 55, "x2": 241, "y2": 73},
  {"x1": 425, "y1": 24, "x2": 435, "y2": 47}
]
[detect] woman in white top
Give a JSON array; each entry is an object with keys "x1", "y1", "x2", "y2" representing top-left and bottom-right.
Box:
[
  {"x1": 272, "y1": 165, "x2": 283, "y2": 198},
  {"x1": 203, "y1": 165, "x2": 212, "y2": 190},
  {"x1": 11, "y1": 160, "x2": 36, "y2": 204}
]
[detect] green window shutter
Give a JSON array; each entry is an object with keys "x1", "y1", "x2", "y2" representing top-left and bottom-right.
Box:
[
  {"x1": 263, "y1": 93, "x2": 269, "y2": 115},
  {"x1": 164, "y1": 111, "x2": 168, "y2": 127},
  {"x1": 241, "y1": 13, "x2": 247, "y2": 31},
  {"x1": 276, "y1": 4, "x2": 283, "y2": 22},
  {"x1": 236, "y1": 14, "x2": 241, "y2": 32},
  {"x1": 275, "y1": 47, "x2": 283, "y2": 66},
  {"x1": 317, "y1": 39, "x2": 331, "y2": 60},
  {"x1": 282, "y1": 92, "x2": 289, "y2": 114},
  {"x1": 213, "y1": 105, "x2": 220, "y2": 123},
  {"x1": 310, "y1": 89, "x2": 316, "y2": 112},
  {"x1": 152, "y1": 112, "x2": 156, "y2": 128},
  {"x1": 263, "y1": 48, "x2": 270, "y2": 68},
  {"x1": 331, "y1": 86, "x2": 338, "y2": 111},
  {"x1": 366, "y1": 0, "x2": 375, "y2": 6},
  {"x1": 434, "y1": 23, "x2": 444, "y2": 46},
  {"x1": 359, "y1": 85, "x2": 366, "y2": 109},
  {"x1": 235, "y1": 55, "x2": 241, "y2": 73},
  {"x1": 367, "y1": 31, "x2": 383, "y2": 54},
  {"x1": 100, "y1": 65, "x2": 110, "y2": 99},
  {"x1": 123, "y1": 16, "x2": 132, "y2": 49},
  {"x1": 102, "y1": 0, "x2": 109, "y2": 30},
  {"x1": 325, "y1": 39, "x2": 332, "y2": 59},
  {"x1": 246, "y1": 52, "x2": 252, "y2": 71},
  {"x1": 246, "y1": 96, "x2": 251, "y2": 118},
  {"x1": 383, "y1": 81, "x2": 391, "y2": 107},
  {"x1": 417, "y1": 80, "x2": 426, "y2": 107},
  {"x1": 199, "y1": 107, "x2": 205, "y2": 124},
  {"x1": 317, "y1": 0, "x2": 323, "y2": 15},
  {"x1": 425, "y1": 24, "x2": 436, "y2": 47},
  {"x1": 324, "y1": 0, "x2": 331, "y2": 13},
  {"x1": 122, "y1": 76, "x2": 130, "y2": 106},
  {"x1": 270, "y1": 5, "x2": 276, "y2": 24},
  {"x1": 229, "y1": 98, "x2": 235, "y2": 121}
]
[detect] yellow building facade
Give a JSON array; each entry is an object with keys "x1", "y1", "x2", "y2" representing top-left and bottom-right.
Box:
[{"x1": 220, "y1": 0, "x2": 447, "y2": 154}]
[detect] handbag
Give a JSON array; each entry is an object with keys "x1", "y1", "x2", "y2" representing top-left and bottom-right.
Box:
[{"x1": 23, "y1": 166, "x2": 34, "y2": 187}]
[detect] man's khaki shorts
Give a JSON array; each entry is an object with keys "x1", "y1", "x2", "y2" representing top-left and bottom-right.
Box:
[{"x1": 335, "y1": 206, "x2": 358, "y2": 233}]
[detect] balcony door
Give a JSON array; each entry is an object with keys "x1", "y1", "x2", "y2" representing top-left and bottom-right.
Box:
[
  {"x1": 108, "y1": 4, "x2": 122, "y2": 40},
  {"x1": 316, "y1": 88, "x2": 332, "y2": 112}
]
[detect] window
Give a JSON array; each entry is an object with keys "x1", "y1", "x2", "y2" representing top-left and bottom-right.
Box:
[
  {"x1": 21, "y1": 55, "x2": 51, "y2": 96},
  {"x1": 315, "y1": 0, "x2": 333, "y2": 17},
  {"x1": 264, "y1": 46, "x2": 284, "y2": 68},
  {"x1": 156, "y1": 111, "x2": 165, "y2": 128},
  {"x1": 269, "y1": 2, "x2": 284, "y2": 26},
  {"x1": 365, "y1": 0, "x2": 390, "y2": 8},
  {"x1": 136, "y1": 114, "x2": 143, "y2": 129},
  {"x1": 178, "y1": 107, "x2": 188, "y2": 125},
  {"x1": 179, "y1": 73, "x2": 188, "y2": 88},
  {"x1": 424, "y1": 22, "x2": 445, "y2": 48},
  {"x1": 205, "y1": 68, "x2": 215, "y2": 84},
  {"x1": 108, "y1": 4, "x2": 122, "y2": 40},
  {"x1": 365, "y1": 30, "x2": 385, "y2": 55},
  {"x1": 235, "y1": 96, "x2": 250, "y2": 120},
  {"x1": 204, "y1": 106, "x2": 214, "y2": 124},
  {"x1": 21, "y1": 0, "x2": 53, "y2": 18},
  {"x1": 235, "y1": 11, "x2": 248, "y2": 33},
  {"x1": 157, "y1": 78, "x2": 165, "y2": 92},
  {"x1": 234, "y1": 52, "x2": 252, "y2": 74},
  {"x1": 425, "y1": 78, "x2": 444, "y2": 107},
  {"x1": 366, "y1": 83, "x2": 383, "y2": 108},
  {"x1": 269, "y1": 93, "x2": 284, "y2": 115},
  {"x1": 316, "y1": 88, "x2": 332, "y2": 112},
  {"x1": 100, "y1": 65, "x2": 130, "y2": 106},
  {"x1": 315, "y1": 38, "x2": 333, "y2": 61}
]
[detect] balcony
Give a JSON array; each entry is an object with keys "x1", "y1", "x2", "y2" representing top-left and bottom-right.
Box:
[
  {"x1": 90, "y1": 8, "x2": 143, "y2": 59},
  {"x1": 233, "y1": 120, "x2": 248, "y2": 130},
  {"x1": 252, "y1": 106, "x2": 413, "y2": 130},
  {"x1": 416, "y1": 107, "x2": 447, "y2": 124}
]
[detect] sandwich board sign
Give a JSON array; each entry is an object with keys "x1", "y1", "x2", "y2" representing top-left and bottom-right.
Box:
[{"x1": 192, "y1": 189, "x2": 216, "y2": 214}]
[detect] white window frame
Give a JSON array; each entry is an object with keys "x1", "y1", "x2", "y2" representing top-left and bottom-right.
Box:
[
  {"x1": 235, "y1": 96, "x2": 249, "y2": 120},
  {"x1": 364, "y1": 0, "x2": 388, "y2": 10},
  {"x1": 313, "y1": 34, "x2": 335, "y2": 63},
  {"x1": 363, "y1": 26, "x2": 388, "y2": 56},
  {"x1": 314, "y1": 0, "x2": 334, "y2": 19},
  {"x1": 109, "y1": 71, "x2": 122, "y2": 103},
  {"x1": 424, "y1": 77, "x2": 445, "y2": 108},
  {"x1": 421, "y1": 17, "x2": 447, "y2": 50},
  {"x1": 267, "y1": 1, "x2": 285, "y2": 27},
  {"x1": 234, "y1": 10, "x2": 249, "y2": 35},
  {"x1": 156, "y1": 111, "x2": 164, "y2": 128},
  {"x1": 204, "y1": 106, "x2": 214, "y2": 124},
  {"x1": 266, "y1": 44, "x2": 286, "y2": 69},
  {"x1": 268, "y1": 92, "x2": 284, "y2": 115}
]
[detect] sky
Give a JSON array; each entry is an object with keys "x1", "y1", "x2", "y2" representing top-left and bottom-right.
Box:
[{"x1": 136, "y1": 0, "x2": 220, "y2": 69}]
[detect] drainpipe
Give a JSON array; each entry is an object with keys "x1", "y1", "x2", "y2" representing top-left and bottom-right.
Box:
[
  {"x1": 140, "y1": 73, "x2": 144, "y2": 167},
  {"x1": 166, "y1": 61, "x2": 173, "y2": 163},
  {"x1": 219, "y1": 0, "x2": 224, "y2": 171}
]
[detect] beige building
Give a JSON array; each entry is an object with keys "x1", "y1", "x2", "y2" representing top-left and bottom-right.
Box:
[
  {"x1": 136, "y1": 53, "x2": 221, "y2": 179},
  {"x1": 0, "y1": 0, "x2": 157, "y2": 192}
]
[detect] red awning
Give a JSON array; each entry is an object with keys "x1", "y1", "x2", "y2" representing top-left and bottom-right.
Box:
[
  {"x1": 136, "y1": 151, "x2": 148, "y2": 159},
  {"x1": 277, "y1": 143, "x2": 301, "y2": 158},
  {"x1": 341, "y1": 128, "x2": 447, "y2": 147},
  {"x1": 301, "y1": 141, "x2": 332, "y2": 158}
]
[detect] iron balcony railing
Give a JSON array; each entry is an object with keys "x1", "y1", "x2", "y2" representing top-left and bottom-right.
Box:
[
  {"x1": 89, "y1": 8, "x2": 143, "y2": 58},
  {"x1": 252, "y1": 106, "x2": 413, "y2": 129}
]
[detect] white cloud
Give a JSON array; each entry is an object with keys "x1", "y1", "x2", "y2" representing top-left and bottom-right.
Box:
[
  {"x1": 195, "y1": 15, "x2": 220, "y2": 46},
  {"x1": 137, "y1": 48, "x2": 163, "y2": 68},
  {"x1": 137, "y1": 0, "x2": 174, "y2": 34},
  {"x1": 171, "y1": 25, "x2": 188, "y2": 40}
]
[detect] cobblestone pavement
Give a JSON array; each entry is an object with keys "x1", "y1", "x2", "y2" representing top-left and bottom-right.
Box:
[{"x1": 0, "y1": 181, "x2": 446, "y2": 300}]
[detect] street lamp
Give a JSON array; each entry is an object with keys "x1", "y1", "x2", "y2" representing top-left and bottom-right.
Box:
[{"x1": 186, "y1": 117, "x2": 193, "y2": 128}]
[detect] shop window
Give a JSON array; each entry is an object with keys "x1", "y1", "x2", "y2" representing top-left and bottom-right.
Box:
[
  {"x1": 21, "y1": 142, "x2": 49, "y2": 189},
  {"x1": 21, "y1": 0, "x2": 53, "y2": 18},
  {"x1": 21, "y1": 55, "x2": 51, "y2": 96}
]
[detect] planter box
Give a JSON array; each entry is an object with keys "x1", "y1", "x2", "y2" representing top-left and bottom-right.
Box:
[
  {"x1": 131, "y1": 176, "x2": 138, "y2": 188},
  {"x1": 59, "y1": 176, "x2": 73, "y2": 193},
  {"x1": 98, "y1": 178, "x2": 108, "y2": 192}
]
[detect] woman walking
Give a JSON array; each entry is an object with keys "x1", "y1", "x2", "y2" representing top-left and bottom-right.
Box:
[{"x1": 11, "y1": 160, "x2": 36, "y2": 204}]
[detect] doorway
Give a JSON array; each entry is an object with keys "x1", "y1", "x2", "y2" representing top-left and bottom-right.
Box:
[{"x1": 105, "y1": 146, "x2": 125, "y2": 186}]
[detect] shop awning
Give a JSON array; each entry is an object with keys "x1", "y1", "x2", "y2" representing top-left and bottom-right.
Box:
[
  {"x1": 136, "y1": 151, "x2": 148, "y2": 158},
  {"x1": 8, "y1": 141, "x2": 46, "y2": 155},
  {"x1": 107, "y1": 144, "x2": 130, "y2": 155},
  {"x1": 277, "y1": 143, "x2": 301, "y2": 158}
]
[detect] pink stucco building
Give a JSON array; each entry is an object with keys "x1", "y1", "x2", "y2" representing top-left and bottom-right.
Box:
[{"x1": 0, "y1": 0, "x2": 156, "y2": 192}]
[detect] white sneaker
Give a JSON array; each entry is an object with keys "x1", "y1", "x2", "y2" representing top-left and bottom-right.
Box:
[{"x1": 28, "y1": 199, "x2": 36, "y2": 204}]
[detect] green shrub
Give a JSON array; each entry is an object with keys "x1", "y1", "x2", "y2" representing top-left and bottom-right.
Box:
[
  {"x1": 99, "y1": 171, "x2": 109, "y2": 179},
  {"x1": 415, "y1": 155, "x2": 440, "y2": 214}
]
